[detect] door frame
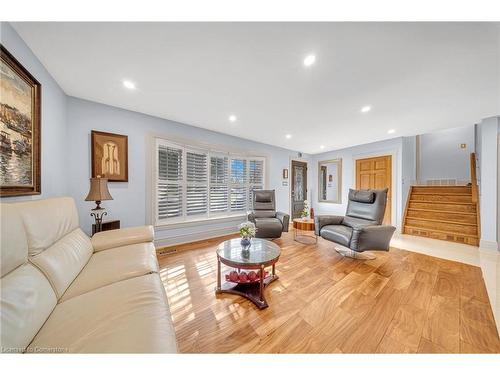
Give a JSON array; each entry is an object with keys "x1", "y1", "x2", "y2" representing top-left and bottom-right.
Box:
[
  {"x1": 352, "y1": 149, "x2": 398, "y2": 227},
  {"x1": 289, "y1": 157, "x2": 309, "y2": 219}
]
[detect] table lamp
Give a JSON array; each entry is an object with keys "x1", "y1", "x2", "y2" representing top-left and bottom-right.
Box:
[{"x1": 85, "y1": 176, "x2": 113, "y2": 232}]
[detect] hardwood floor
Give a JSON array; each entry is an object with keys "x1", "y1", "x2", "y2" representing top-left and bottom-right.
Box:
[{"x1": 157, "y1": 231, "x2": 500, "y2": 353}]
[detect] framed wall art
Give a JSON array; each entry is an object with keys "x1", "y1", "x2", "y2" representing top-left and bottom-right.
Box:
[
  {"x1": 1, "y1": 45, "x2": 41, "y2": 197},
  {"x1": 91, "y1": 130, "x2": 128, "y2": 182}
]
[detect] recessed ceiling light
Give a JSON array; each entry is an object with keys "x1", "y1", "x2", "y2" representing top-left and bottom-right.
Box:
[
  {"x1": 387, "y1": 129, "x2": 396, "y2": 134},
  {"x1": 122, "y1": 80, "x2": 136, "y2": 90},
  {"x1": 320, "y1": 145, "x2": 325, "y2": 149},
  {"x1": 229, "y1": 115, "x2": 237, "y2": 123},
  {"x1": 303, "y1": 54, "x2": 316, "y2": 67},
  {"x1": 285, "y1": 134, "x2": 292, "y2": 139},
  {"x1": 361, "y1": 105, "x2": 371, "y2": 113}
]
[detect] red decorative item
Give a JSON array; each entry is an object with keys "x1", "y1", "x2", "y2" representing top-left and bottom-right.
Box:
[
  {"x1": 229, "y1": 271, "x2": 239, "y2": 282},
  {"x1": 310, "y1": 207, "x2": 315, "y2": 220},
  {"x1": 224, "y1": 270, "x2": 269, "y2": 284},
  {"x1": 248, "y1": 271, "x2": 257, "y2": 281}
]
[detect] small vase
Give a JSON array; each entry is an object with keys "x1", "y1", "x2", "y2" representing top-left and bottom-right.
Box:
[{"x1": 240, "y1": 237, "x2": 251, "y2": 248}]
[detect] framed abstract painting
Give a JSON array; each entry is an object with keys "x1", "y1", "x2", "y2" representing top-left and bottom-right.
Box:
[
  {"x1": 0, "y1": 45, "x2": 41, "y2": 197},
  {"x1": 91, "y1": 130, "x2": 128, "y2": 182}
]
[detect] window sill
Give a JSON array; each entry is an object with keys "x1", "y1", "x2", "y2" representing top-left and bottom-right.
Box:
[{"x1": 155, "y1": 213, "x2": 247, "y2": 229}]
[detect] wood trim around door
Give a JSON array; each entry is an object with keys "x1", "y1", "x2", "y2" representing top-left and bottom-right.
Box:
[{"x1": 355, "y1": 155, "x2": 392, "y2": 225}]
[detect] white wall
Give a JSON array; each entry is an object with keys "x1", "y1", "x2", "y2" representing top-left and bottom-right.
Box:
[
  {"x1": 402, "y1": 136, "x2": 417, "y2": 208},
  {"x1": 66, "y1": 97, "x2": 308, "y2": 246},
  {"x1": 310, "y1": 137, "x2": 404, "y2": 230},
  {"x1": 419, "y1": 125, "x2": 475, "y2": 183},
  {"x1": 477, "y1": 116, "x2": 499, "y2": 250},
  {"x1": 0, "y1": 22, "x2": 68, "y2": 201}
]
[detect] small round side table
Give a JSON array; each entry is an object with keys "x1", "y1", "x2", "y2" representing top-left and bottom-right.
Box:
[{"x1": 293, "y1": 218, "x2": 317, "y2": 244}]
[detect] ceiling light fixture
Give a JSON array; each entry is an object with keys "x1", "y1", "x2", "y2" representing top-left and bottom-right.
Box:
[
  {"x1": 122, "y1": 80, "x2": 136, "y2": 90},
  {"x1": 387, "y1": 129, "x2": 396, "y2": 134},
  {"x1": 285, "y1": 134, "x2": 292, "y2": 139},
  {"x1": 303, "y1": 54, "x2": 316, "y2": 67},
  {"x1": 320, "y1": 145, "x2": 325, "y2": 149},
  {"x1": 361, "y1": 105, "x2": 371, "y2": 113},
  {"x1": 229, "y1": 115, "x2": 237, "y2": 123}
]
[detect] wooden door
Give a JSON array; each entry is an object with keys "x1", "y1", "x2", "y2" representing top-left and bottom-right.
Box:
[
  {"x1": 355, "y1": 155, "x2": 392, "y2": 224},
  {"x1": 291, "y1": 160, "x2": 308, "y2": 219}
]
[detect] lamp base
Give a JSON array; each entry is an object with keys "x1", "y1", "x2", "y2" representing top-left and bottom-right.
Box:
[{"x1": 90, "y1": 207, "x2": 107, "y2": 233}]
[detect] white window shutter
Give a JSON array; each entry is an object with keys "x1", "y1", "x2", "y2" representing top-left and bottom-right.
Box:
[
  {"x1": 157, "y1": 145, "x2": 183, "y2": 219},
  {"x1": 209, "y1": 155, "x2": 229, "y2": 213},
  {"x1": 186, "y1": 151, "x2": 208, "y2": 216},
  {"x1": 155, "y1": 139, "x2": 266, "y2": 225}
]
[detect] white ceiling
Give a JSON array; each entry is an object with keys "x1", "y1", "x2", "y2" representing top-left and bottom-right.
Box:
[{"x1": 12, "y1": 22, "x2": 500, "y2": 154}]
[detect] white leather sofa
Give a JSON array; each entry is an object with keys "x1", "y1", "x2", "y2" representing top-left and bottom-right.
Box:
[{"x1": 0, "y1": 197, "x2": 177, "y2": 353}]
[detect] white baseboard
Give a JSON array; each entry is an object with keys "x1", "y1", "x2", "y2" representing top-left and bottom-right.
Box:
[
  {"x1": 154, "y1": 226, "x2": 239, "y2": 248},
  {"x1": 479, "y1": 239, "x2": 499, "y2": 252}
]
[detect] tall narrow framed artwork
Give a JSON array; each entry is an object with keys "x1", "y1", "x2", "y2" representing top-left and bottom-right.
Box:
[
  {"x1": 0, "y1": 45, "x2": 41, "y2": 197},
  {"x1": 91, "y1": 130, "x2": 128, "y2": 182}
]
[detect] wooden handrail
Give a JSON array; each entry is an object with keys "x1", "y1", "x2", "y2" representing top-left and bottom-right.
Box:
[
  {"x1": 470, "y1": 153, "x2": 478, "y2": 203},
  {"x1": 470, "y1": 152, "x2": 481, "y2": 240}
]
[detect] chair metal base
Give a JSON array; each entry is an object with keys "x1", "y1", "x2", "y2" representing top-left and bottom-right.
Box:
[{"x1": 334, "y1": 246, "x2": 376, "y2": 260}]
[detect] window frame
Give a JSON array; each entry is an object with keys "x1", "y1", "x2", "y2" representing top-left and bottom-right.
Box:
[{"x1": 154, "y1": 137, "x2": 266, "y2": 227}]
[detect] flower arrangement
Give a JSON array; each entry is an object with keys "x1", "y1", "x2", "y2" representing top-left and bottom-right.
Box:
[
  {"x1": 239, "y1": 221, "x2": 257, "y2": 239},
  {"x1": 301, "y1": 200, "x2": 310, "y2": 218}
]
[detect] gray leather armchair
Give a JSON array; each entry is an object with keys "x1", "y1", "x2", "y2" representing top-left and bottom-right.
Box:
[
  {"x1": 315, "y1": 188, "x2": 396, "y2": 259},
  {"x1": 247, "y1": 190, "x2": 290, "y2": 239}
]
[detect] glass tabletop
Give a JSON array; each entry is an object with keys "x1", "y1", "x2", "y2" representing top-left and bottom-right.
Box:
[{"x1": 216, "y1": 238, "x2": 281, "y2": 266}]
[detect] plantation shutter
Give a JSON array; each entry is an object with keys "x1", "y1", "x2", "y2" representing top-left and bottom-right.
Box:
[
  {"x1": 157, "y1": 145, "x2": 183, "y2": 219},
  {"x1": 248, "y1": 159, "x2": 264, "y2": 208},
  {"x1": 230, "y1": 158, "x2": 247, "y2": 211},
  {"x1": 186, "y1": 150, "x2": 208, "y2": 216},
  {"x1": 209, "y1": 155, "x2": 229, "y2": 213},
  {"x1": 155, "y1": 138, "x2": 266, "y2": 225}
]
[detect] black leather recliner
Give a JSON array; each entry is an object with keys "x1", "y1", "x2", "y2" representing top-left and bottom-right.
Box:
[
  {"x1": 314, "y1": 188, "x2": 396, "y2": 259},
  {"x1": 247, "y1": 190, "x2": 290, "y2": 239}
]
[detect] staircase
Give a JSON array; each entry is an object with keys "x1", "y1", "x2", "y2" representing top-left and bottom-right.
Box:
[{"x1": 403, "y1": 185, "x2": 479, "y2": 246}]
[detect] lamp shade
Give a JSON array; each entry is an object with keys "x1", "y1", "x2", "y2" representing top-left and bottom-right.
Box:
[{"x1": 85, "y1": 177, "x2": 113, "y2": 202}]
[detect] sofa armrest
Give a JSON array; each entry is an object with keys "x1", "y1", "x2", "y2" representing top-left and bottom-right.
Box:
[
  {"x1": 91, "y1": 225, "x2": 155, "y2": 252},
  {"x1": 276, "y1": 212, "x2": 290, "y2": 232},
  {"x1": 314, "y1": 215, "x2": 344, "y2": 236},
  {"x1": 352, "y1": 225, "x2": 396, "y2": 252}
]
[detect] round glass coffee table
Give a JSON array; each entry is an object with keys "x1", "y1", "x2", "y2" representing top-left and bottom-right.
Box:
[{"x1": 215, "y1": 238, "x2": 281, "y2": 309}]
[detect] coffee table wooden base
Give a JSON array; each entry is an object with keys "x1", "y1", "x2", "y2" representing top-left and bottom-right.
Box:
[
  {"x1": 216, "y1": 274, "x2": 279, "y2": 309},
  {"x1": 215, "y1": 239, "x2": 281, "y2": 310}
]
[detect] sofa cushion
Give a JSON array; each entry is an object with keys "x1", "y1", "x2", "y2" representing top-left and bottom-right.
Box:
[
  {"x1": 253, "y1": 190, "x2": 276, "y2": 211},
  {"x1": 254, "y1": 218, "x2": 283, "y2": 238},
  {"x1": 28, "y1": 274, "x2": 177, "y2": 353},
  {"x1": 0, "y1": 203, "x2": 28, "y2": 277},
  {"x1": 342, "y1": 216, "x2": 377, "y2": 230},
  {"x1": 253, "y1": 210, "x2": 276, "y2": 218},
  {"x1": 0, "y1": 263, "x2": 57, "y2": 352},
  {"x1": 15, "y1": 197, "x2": 80, "y2": 256},
  {"x1": 0, "y1": 203, "x2": 58, "y2": 353},
  {"x1": 61, "y1": 242, "x2": 159, "y2": 302},
  {"x1": 29, "y1": 228, "x2": 93, "y2": 300},
  {"x1": 91, "y1": 226, "x2": 154, "y2": 252},
  {"x1": 320, "y1": 225, "x2": 353, "y2": 247},
  {"x1": 348, "y1": 189, "x2": 375, "y2": 203}
]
